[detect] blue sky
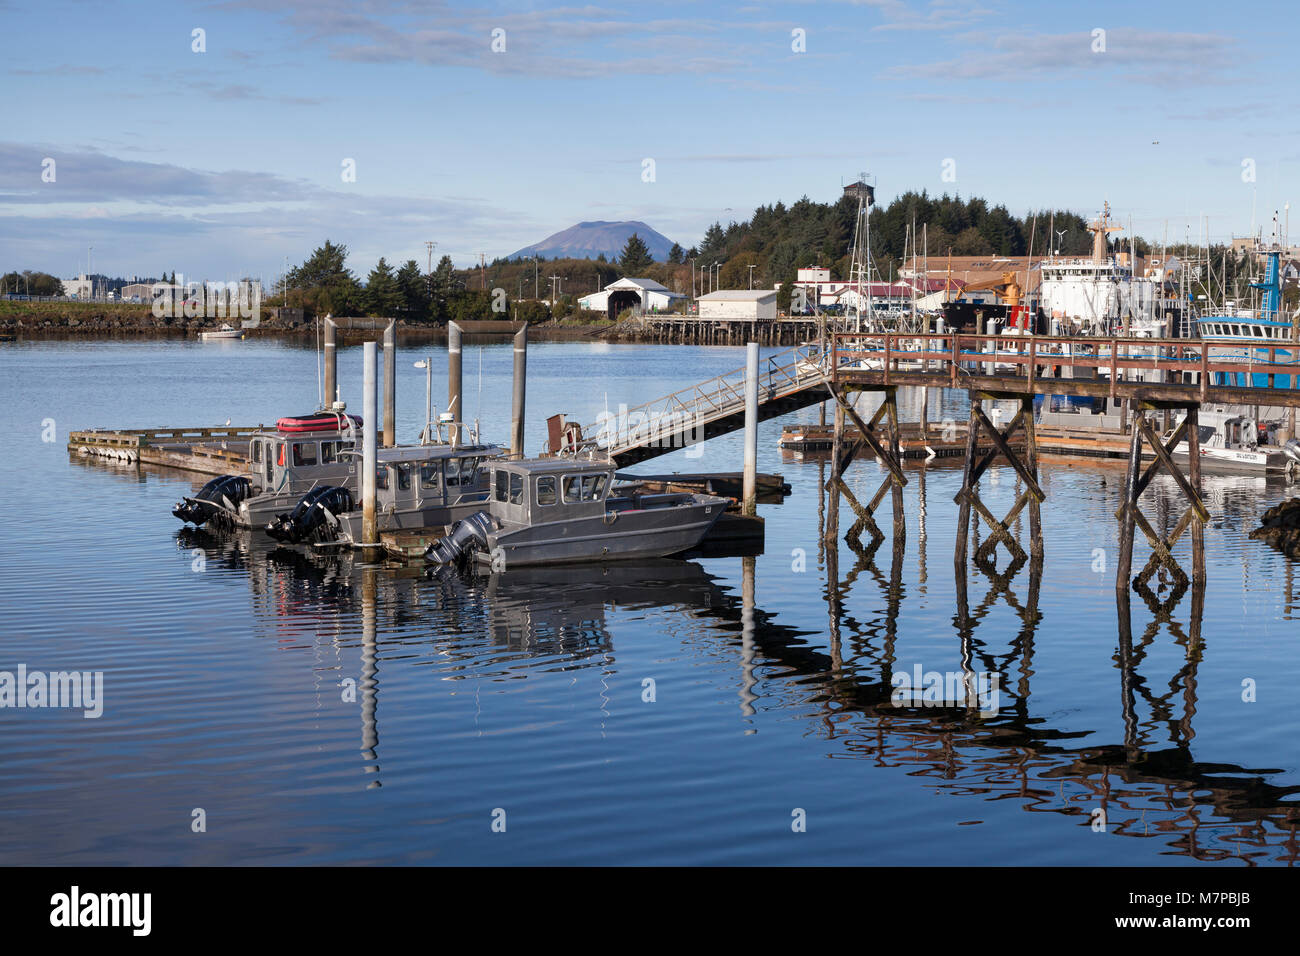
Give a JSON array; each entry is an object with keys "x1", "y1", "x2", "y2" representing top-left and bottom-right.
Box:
[{"x1": 1, "y1": 0, "x2": 1295, "y2": 282}]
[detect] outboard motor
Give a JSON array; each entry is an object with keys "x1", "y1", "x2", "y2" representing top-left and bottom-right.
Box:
[
  {"x1": 1284, "y1": 438, "x2": 1300, "y2": 465},
  {"x1": 266, "y1": 485, "x2": 355, "y2": 544},
  {"x1": 173, "y1": 474, "x2": 253, "y2": 527},
  {"x1": 425, "y1": 511, "x2": 495, "y2": 565}
]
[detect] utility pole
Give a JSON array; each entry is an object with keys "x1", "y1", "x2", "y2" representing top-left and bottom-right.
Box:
[
  {"x1": 534, "y1": 257, "x2": 539, "y2": 299},
  {"x1": 549, "y1": 274, "x2": 562, "y2": 307},
  {"x1": 748, "y1": 264, "x2": 755, "y2": 289},
  {"x1": 479, "y1": 252, "x2": 487, "y2": 291},
  {"x1": 425, "y1": 241, "x2": 436, "y2": 298}
]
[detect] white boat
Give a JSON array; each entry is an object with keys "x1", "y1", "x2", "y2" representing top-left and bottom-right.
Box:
[
  {"x1": 1162, "y1": 409, "x2": 1300, "y2": 476},
  {"x1": 200, "y1": 324, "x2": 244, "y2": 340}
]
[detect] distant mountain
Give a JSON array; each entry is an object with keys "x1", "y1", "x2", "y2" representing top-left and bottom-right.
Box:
[{"x1": 508, "y1": 221, "x2": 676, "y2": 262}]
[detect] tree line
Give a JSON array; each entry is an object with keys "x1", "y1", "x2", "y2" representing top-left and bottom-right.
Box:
[{"x1": 273, "y1": 193, "x2": 1290, "y2": 321}]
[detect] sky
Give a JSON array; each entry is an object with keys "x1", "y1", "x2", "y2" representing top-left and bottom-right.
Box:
[{"x1": 1, "y1": 0, "x2": 1296, "y2": 282}]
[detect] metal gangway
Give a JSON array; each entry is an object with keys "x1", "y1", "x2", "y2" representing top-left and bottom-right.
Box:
[{"x1": 550, "y1": 343, "x2": 834, "y2": 466}]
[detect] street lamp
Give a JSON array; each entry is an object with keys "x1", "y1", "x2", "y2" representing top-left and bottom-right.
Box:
[
  {"x1": 748, "y1": 264, "x2": 756, "y2": 289},
  {"x1": 413, "y1": 358, "x2": 434, "y2": 444}
]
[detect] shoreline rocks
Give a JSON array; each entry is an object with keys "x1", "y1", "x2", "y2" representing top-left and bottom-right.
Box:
[{"x1": 1250, "y1": 498, "x2": 1300, "y2": 559}]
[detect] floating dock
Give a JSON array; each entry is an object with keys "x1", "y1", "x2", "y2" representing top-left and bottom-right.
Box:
[{"x1": 68, "y1": 426, "x2": 257, "y2": 471}]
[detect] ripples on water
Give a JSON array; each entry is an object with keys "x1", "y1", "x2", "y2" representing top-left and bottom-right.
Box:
[{"x1": 1, "y1": 339, "x2": 1298, "y2": 865}]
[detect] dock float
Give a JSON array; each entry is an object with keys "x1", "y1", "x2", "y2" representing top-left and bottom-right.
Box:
[{"x1": 68, "y1": 426, "x2": 257, "y2": 471}]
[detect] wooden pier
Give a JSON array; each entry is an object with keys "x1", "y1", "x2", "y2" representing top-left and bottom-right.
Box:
[
  {"x1": 613, "y1": 315, "x2": 828, "y2": 347},
  {"x1": 68, "y1": 425, "x2": 257, "y2": 472}
]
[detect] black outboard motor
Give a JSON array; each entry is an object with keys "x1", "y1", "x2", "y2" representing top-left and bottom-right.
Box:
[
  {"x1": 173, "y1": 474, "x2": 253, "y2": 526},
  {"x1": 425, "y1": 511, "x2": 495, "y2": 565},
  {"x1": 265, "y1": 485, "x2": 355, "y2": 544}
]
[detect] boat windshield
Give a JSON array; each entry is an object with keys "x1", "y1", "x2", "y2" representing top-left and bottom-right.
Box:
[
  {"x1": 562, "y1": 472, "x2": 608, "y2": 503},
  {"x1": 447, "y1": 457, "x2": 479, "y2": 487}
]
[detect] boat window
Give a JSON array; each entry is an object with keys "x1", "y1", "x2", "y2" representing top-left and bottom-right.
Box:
[
  {"x1": 447, "y1": 458, "x2": 466, "y2": 487},
  {"x1": 320, "y1": 441, "x2": 337, "y2": 464},
  {"x1": 1197, "y1": 426, "x2": 1216, "y2": 443},
  {"x1": 509, "y1": 472, "x2": 524, "y2": 504},
  {"x1": 536, "y1": 475, "x2": 557, "y2": 505},
  {"x1": 420, "y1": 461, "x2": 442, "y2": 491},
  {"x1": 563, "y1": 472, "x2": 608, "y2": 503},
  {"x1": 494, "y1": 470, "x2": 509, "y2": 502},
  {"x1": 293, "y1": 442, "x2": 317, "y2": 466},
  {"x1": 376, "y1": 466, "x2": 389, "y2": 490},
  {"x1": 459, "y1": 458, "x2": 478, "y2": 485},
  {"x1": 396, "y1": 464, "x2": 411, "y2": 491},
  {"x1": 585, "y1": 474, "x2": 607, "y2": 501},
  {"x1": 251, "y1": 440, "x2": 262, "y2": 463}
]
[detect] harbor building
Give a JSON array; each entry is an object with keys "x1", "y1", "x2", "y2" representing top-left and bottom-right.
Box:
[
  {"x1": 60, "y1": 275, "x2": 95, "y2": 299},
  {"x1": 697, "y1": 289, "x2": 778, "y2": 321},
  {"x1": 579, "y1": 277, "x2": 685, "y2": 320}
]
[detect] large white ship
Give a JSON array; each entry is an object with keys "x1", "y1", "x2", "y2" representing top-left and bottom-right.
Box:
[{"x1": 1037, "y1": 202, "x2": 1188, "y2": 337}]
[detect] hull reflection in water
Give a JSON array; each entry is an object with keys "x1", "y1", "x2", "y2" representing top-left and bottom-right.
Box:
[{"x1": 174, "y1": 483, "x2": 1300, "y2": 865}]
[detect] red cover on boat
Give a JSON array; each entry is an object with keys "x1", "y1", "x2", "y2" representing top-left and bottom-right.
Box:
[{"x1": 276, "y1": 413, "x2": 362, "y2": 434}]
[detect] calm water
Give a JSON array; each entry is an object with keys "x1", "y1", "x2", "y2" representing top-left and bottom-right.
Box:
[{"x1": 1, "y1": 338, "x2": 1298, "y2": 865}]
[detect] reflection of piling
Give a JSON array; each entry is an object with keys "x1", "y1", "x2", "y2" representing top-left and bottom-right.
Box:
[
  {"x1": 323, "y1": 317, "x2": 337, "y2": 408},
  {"x1": 743, "y1": 342, "x2": 759, "y2": 516},
  {"x1": 511, "y1": 323, "x2": 528, "y2": 458},
  {"x1": 382, "y1": 320, "x2": 396, "y2": 447},
  {"x1": 824, "y1": 399, "x2": 844, "y2": 544},
  {"x1": 740, "y1": 554, "x2": 757, "y2": 718},
  {"x1": 360, "y1": 566, "x2": 380, "y2": 786},
  {"x1": 362, "y1": 341, "x2": 378, "y2": 545},
  {"x1": 448, "y1": 321, "x2": 462, "y2": 448}
]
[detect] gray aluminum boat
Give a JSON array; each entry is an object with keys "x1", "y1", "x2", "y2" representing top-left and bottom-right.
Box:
[
  {"x1": 264, "y1": 442, "x2": 501, "y2": 546},
  {"x1": 426, "y1": 456, "x2": 728, "y2": 568},
  {"x1": 173, "y1": 412, "x2": 363, "y2": 529}
]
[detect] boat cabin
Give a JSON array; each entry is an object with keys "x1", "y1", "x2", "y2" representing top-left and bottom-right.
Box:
[
  {"x1": 1166, "y1": 410, "x2": 1261, "y2": 451},
  {"x1": 372, "y1": 444, "x2": 497, "y2": 508},
  {"x1": 487, "y1": 458, "x2": 614, "y2": 526},
  {"x1": 248, "y1": 428, "x2": 358, "y2": 493}
]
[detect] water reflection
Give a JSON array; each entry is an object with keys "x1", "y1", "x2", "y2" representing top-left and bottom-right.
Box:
[
  {"x1": 805, "y1": 469, "x2": 1300, "y2": 864},
  {"x1": 174, "y1": 481, "x2": 1300, "y2": 864}
]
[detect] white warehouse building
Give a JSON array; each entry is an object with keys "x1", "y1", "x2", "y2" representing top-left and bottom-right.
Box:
[
  {"x1": 697, "y1": 289, "x2": 778, "y2": 321},
  {"x1": 579, "y1": 277, "x2": 684, "y2": 319}
]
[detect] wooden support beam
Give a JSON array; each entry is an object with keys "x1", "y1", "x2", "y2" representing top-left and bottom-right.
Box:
[
  {"x1": 1134, "y1": 415, "x2": 1209, "y2": 523},
  {"x1": 971, "y1": 406, "x2": 1045, "y2": 501},
  {"x1": 1115, "y1": 406, "x2": 1207, "y2": 592}
]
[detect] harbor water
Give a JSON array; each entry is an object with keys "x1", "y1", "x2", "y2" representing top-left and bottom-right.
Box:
[{"x1": 1, "y1": 338, "x2": 1298, "y2": 865}]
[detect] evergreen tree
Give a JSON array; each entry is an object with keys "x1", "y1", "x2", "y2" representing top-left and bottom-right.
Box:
[
  {"x1": 286, "y1": 240, "x2": 362, "y2": 315},
  {"x1": 618, "y1": 232, "x2": 654, "y2": 274},
  {"x1": 364, "y1": 258, "x2": 402, "y2": 316},
  {"x1": 698, "y1": 223, "x2": 726, "y2": 260},
  {"x1": 667, "y1": 242, "x2": 684, "y2": 265},
  {"x1": 395, "y1": 259, "x2": 429, "y2": 318}
]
